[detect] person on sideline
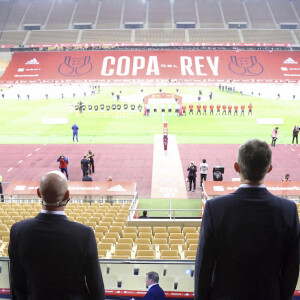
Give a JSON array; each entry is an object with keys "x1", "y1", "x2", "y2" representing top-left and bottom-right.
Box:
[
  {"x1": 9, "y1": 171, "x2": 105, "y2": 300},
  {"x1": 139, "y1": 211, "x2": 149, "y2": 219},
  {"x1": 292, "y1": 125, "x2": 299, "y2": 145},
  {"x1": 81, "y1": 155, "x2": 91, "y2": 177},
  {"x1": 271, "y1": 127, "x2": 278, "y2": 147},
  {"x1": 195, "y1": 139, "x2": 299, "y2": 300},
  {"x1": 199, "y1": 159, "x2": 208, "y2": 188},
  {"x1": 82, "y1": 171, "x2": 93, "y2": 182},
  {"x1": 87, "y1": 149, "x2": 95, "y2": 174},
  {"x1": 144, "y1": 272, "x2": 165, "y2": 300},
  {"x1": 72, "y1": 122, "x2": 79, "y2": 142},
  {"x1": 282, "y1": 173, "x2": 291, "y2": 182},
  {"x1": 56, "y1": 154, "x2": 69, "y2": 180},
  {"x1": 187, "y1": 162, "x2": 197, "y2": 192}
]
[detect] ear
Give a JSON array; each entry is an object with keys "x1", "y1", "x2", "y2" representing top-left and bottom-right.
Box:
[
  {"x1": 267, "y1": 164, "x2": 272, "y2": 174},
  {"x1": 37, "y1": 188, "x2": 42, "y2": 199},
  {"x1": 234, "y1": 162, "x2": 239, "y2": 173},
  {"x1": 64, "y1": 190, "x2": 70, "y2": 200}
]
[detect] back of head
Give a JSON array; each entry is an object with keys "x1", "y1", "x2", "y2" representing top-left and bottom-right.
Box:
[
  {"x1": 203, "y1": 159, "x2": 206, "y2": 163},
  {"x1": 39, "y1": 171, "x2": 68, "y2": 205},
  {"x1": 147, "y1": 271, "x2": 159, "y2": 283},
  {"x1": 238, "y1": 139, "x2": 272, "y2": 182}
]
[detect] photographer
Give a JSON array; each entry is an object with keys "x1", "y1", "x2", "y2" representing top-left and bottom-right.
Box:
[
  {"x1": 56, "y1": 154, "x2": 69, "y2": 180},
  {"x1": 187, "y1": 162, "x2": 197, "y2": 192}
]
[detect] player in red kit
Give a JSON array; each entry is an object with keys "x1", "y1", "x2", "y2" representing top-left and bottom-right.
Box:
[
  {"x1": 182, "y1": 105, "x2": 186, "y2": 116},
  {"x1": 248, "y1": 103, "x2": 253, "y2": 115},
  {"x1": 216, "y1": 104, "x2": 221, "y2": 115},
  {"x1": 197, "y1": 104, "x2": 201, "y2": 116},
  {"x1": 189, "y1": 104, "x2": 194, "y2": 116},
  {"x1": 210, "y1": 104, "x2": 214, "y2": 115},
  {"x1": 203, "y1": 104, "x2": 207, "y2": 115},
  {"x1": 222, "y1": 104, "x2": 227, "y2": 115},
  {"x1": 241, "y1": 104, "x2": 245, "y2": 116},
  {"x1": 234, "y1": 105, "x2": 238, "y2": 116},
  {"x1": 228, "y1": 105, "x2": 232, "y2": 115}
]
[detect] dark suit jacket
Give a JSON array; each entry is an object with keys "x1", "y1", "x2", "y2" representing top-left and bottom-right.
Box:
[
  {"x1": 9, "y1": 213, "x2": 105, "y2": 300},
  {"x1": 143, "y1": 284, "x2": 165, "y2": 300},
  {"x1": 195, "y1": 187, "x2": 299, "y2": 300}
]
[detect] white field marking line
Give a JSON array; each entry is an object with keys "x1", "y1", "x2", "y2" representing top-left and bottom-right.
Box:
[
  {"x1": 27, "y1": 153, "x2": 32, "y2": 157},
  {"x1": 17, "y1": 160, "x2": 23, "y2": 164},
  {"x1": 7, "y1": 167, "x2": 13, "y2": 172},
  {"x1": 35, "y1": 148, "x2": 40, "y2": 151}
]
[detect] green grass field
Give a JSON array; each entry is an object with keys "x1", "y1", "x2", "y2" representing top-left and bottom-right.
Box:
[{"x1": 0, "y1": 86, "x2": 299, "y2": 145}]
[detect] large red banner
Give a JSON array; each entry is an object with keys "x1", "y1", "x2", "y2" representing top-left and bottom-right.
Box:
[{"x1": 1, "y1": 50, "x2": 300, "y2": 83}]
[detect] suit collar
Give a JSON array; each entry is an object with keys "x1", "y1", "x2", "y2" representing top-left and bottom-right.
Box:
[
  {"x1": 233, "y1": 187, "x2": 271, "y2": 196},
  {"x1": 35, "y1": 213, "x2": 69, "y2": 222}
]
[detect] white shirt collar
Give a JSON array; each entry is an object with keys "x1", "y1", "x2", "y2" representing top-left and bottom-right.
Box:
[
  {"x1": 148, "y1": 283, "x2": 158, "y2": 290},
  {"x1": 240, "y1": 183, "x2": 265, "y2": 188},
  {"x1": 41, "y1": 209, "x2": 65, "y2": 215}
]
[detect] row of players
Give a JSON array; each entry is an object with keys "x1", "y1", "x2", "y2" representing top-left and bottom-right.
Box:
[{"x1": 73, "y1": 102, "x2": 253, "y2": 116}]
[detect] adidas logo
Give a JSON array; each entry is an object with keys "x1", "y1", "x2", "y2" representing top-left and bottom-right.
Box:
[
  {"x1": 283, "y1": 57, "x2": 298, "y2": 64},
  {"x1": 25, "y1": 58, "x2": 39, "y2": 65},
  {"x1": 108, "y1": 185, "x2": 126, "y2": 192}
]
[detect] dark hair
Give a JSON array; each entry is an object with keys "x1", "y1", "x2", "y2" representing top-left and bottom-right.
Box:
[
  {"x1": 142, "y1": 211, "x2": 147, "y2": 216},
  {"x1": 147, "y1": 271, "x2": 159, "y2": 283},
  {"x1": 238, "y1": 139, "x2": 272, "y2": 182},
  {"x1": 203, "y1": 159, "x2": 206, "y2": 163}
]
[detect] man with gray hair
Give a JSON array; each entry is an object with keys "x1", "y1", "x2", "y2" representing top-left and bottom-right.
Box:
[
  {"x1": 9, "y1": 171, "x2": 105, "y2": 300},
  {"x1": 143, "y1": 271, "x2": 165, "y2": 300},
  {"x1": 195, "y1": 139, "x2": 299, "y2": 300}
]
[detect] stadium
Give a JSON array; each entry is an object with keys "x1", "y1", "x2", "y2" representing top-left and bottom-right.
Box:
[{"x1": 0, "y1": 0, "x2": 300, "y2": 298}]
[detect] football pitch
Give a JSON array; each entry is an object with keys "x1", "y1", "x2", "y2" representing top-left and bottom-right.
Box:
[{"x1": 0, "y1": 86, "x2": 298, "y2": 145}]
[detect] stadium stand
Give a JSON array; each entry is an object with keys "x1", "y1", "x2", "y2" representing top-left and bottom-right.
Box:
[
  {"x1": 173, "y1": 0, "x2": 197, "y2": 25},
  {"x1": 27, "y1": 30, "x2": 79, "y2": 44},
  {"x1": 148, "y1": 0, "x2": 172, "y2": 28},
  {"x1": 4, "y1": 1, "x2": 29, "y2": 31},
  {"x1": 0, "y1": 2, "x2": 12, "y2": 30},
  {"x1": 197, "y1": 0, "x2": 224, "y2": 28},
  {"x1": 188, "y1": 28, "x2": 241, "y2": 43},
  {"x1": 22, "y1": 1, "x2": 52, "y2": 28},
  {"x1": 123, "y1": 0, "x2": 147, "y2": 25},
  {"x1": 135, "y1": 28, "x2": 185, "y2": 43},
  {"x1": 97, "y1": 0, "x2": 123, "y2": 29},
  {"x1": 0, "y1": 31, "x2": 27, "y2": 46},
  {"x1": 241, "y1": 29, "x2": 295, "y2": 43},
  {"x1": 72, "y1": 0, "x2": 99, "y2": 27},
  {"x1": 245, "y1": 0, "x2": 275, "y2": 29},
  {"x1": 268, "y1": 0, "x2": 298, "y2": 25},
  {"x1": 46, "y1": 0, "x2": 76, "y2": 30},
  {"x1": 81, "y1": 29, "x2": 132, "y2": 43},
  {"x1": 221, "y1": 0, "x2": 248, "y2": 24}
]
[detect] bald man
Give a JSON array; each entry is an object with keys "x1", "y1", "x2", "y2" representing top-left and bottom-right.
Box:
[{"x1": 9, "y1": 171, "x2": 105, "y2": 300}]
